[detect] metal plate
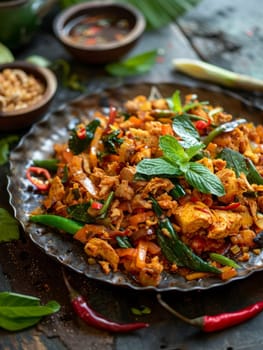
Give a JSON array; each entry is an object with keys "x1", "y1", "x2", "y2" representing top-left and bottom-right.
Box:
[{"x1": 7, "y1": 82, "x2": 263, "y2": 291}]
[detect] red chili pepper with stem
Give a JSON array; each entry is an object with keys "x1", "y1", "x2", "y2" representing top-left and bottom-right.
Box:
[
  {"x1": 26, "y1": 166, "x2": 51, "y2": 191},
  {"x1": 63, "y1": 271, "x2": 149, "y2": 333},
  {"x1": 157, "y1": 294, "x2": 263, "y2": 332}
]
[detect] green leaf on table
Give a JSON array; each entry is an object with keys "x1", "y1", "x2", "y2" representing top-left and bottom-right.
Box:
[
  {"x1": 105, "y1": 50, "x2": 158, "y2": 77},
  {"x1": 0, "y1": 135, "x2": 19, "y2": 166},
  {"x1": 0, "y1": 292, "x2": 60, "y2": 331},
  {"x1": 0, "y1": 208, "x2": 19, "y2": 242},
  {"x1": 0, "y1": 43, "x2": 14, "y2": 64},
  {"x1": 26, "y1": 55, "x2": 51, "y2": 68}
]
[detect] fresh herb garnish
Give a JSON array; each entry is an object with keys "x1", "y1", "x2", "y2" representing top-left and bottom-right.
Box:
[
  {"x1": 0, "y1": 208, "x2": 19, "y2": 242},
  {"x1": 102, "y1": 129, "x2": 123, "y2": 154},
  {"x1": 167, "y1": 90, "x2": 208, "y2": 114},
  {"x1": 0, "y1": 135, "x2": 19, "y2": 166},
  {"x1": 219, "y1": 147, "x2": 263, "y2": 185},
  {"x1": 0, "y1": 291, "x2": 60, "y2": 331},
  {"x1": 67, "y1": 191, "x2": 114, "y2": 222},
  {"x1": 105, "y1": 50, "x2": 158, "y2": 77},
  {"x1": 137, "y1": 135, "x2": 225, "y2": 196},
  {"x1": 172, "y1": 114, "x2": 201, "y2": 147},
  {"x1": 69, "y1": 119, "x2": 100, "y2": 154},
  {"x1": 67, "y1": 203, "x2": 94, "y2": 223}
]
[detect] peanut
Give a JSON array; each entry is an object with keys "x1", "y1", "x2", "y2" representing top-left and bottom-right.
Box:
[{"x1": 0, "y1": 68, "x2": 45, "y2": 113}]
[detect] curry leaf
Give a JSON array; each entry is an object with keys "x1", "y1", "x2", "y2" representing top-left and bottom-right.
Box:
[
  {"x1": 69, "y1": 119, "x2": 100, "y2": 154},
  {"x1": 0, "y1": 208, "x2": 19, "y2": 242},
  {"x1": 105, "y1": 50, "x2": 158, "y2": 77},
  {"x1": 218, "y1": 147, "x2": 248, "y2": 178},
  {"x1": 0, "y1": 292, "x2": 60, "y2": 331},
  {"x1": 246, "y1": 158, "x2": 263, "y2": 185},
  {"x1": 186, "y1": 162, "x2": 225, "y2": 196},
  {"x1": 218, "y1": 147, "x2": 263, "y2": 185}
]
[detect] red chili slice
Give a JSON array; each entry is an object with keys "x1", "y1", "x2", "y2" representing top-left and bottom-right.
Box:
[
  {"x1": 26, "y1": 166, "x2": 51, "y2": 191},
  {"x1": 76, "y1": 124, "x2": 87, "y2": 139},
  {"x1": 195, "y1": 119, "x2": 211, "y2": 130},
  {"x1": 91, "y1": 201, "x2": 103, "y2": 210},
  {"x1": 212, "y1": 202, "x2": 241, "y2": 210}
]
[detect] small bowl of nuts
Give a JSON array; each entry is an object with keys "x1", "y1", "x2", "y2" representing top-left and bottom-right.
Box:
[{"x1": 0, "y1": 61, "x2": 57, "y2": 131}]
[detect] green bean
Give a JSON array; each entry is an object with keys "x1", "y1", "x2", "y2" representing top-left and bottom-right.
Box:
[
  {"x1": 151, "y1": 197, "x2": 221, "y2": 274},
  {"x1": 209, "y1": 253, "x2": 240, "y2": 269},
  {"x1": 30, "y1": 214, "x2": 83, "y2": 235},
  {"x1": 33, "y1": 159, "x2": 59, "y2": 172}
]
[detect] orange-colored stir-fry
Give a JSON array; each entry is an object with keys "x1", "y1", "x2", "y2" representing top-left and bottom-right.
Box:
[{"x1": 30, "y1": 90, "x2": 263, "y2": 287}]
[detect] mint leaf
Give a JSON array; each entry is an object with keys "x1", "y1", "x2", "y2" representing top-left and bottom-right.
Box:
[
  {"x1": 136, "y1": 158, "x2": 181, "y2": 177},
  {"x1": 105, "y1": 50, "x2": 158, "y2": 77},
  {"x1": 185, "y1": 143, "x2": 205, "y2": 160},
  {"x1": 172, "y1": 115, "x2": 201, "y2": 147},
  {"x1": 166, "y1": 90, "x2": 182, "y2": 112},
  {"x1": 0, "y1": 208, "x2": 19, "y2": 242},
  {"x1": 185, "y1": 162, "x2": 225, "y2": 196},
  {"x1": 159, "y1": 135, "x2": 188, "y2": 163}
]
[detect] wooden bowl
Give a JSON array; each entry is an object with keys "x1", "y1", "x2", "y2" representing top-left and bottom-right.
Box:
[
  {"x1": 0, "y1": 61, "x2": 57, "y2": 131},
  {"x1": 53, "y1": 1, "x2": 146, "y2": 64}
]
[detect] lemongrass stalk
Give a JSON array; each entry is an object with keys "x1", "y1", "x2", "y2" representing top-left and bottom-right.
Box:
[{"x1": 173, "y1": 58, "x2": 263, "y2": 91}]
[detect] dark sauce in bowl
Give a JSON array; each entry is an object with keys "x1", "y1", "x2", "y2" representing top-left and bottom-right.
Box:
[{"x1": 64, "y1": 14, "x2": 131, "y2": 46}]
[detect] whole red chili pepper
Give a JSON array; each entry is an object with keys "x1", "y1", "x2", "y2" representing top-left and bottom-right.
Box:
[
  {"x1": 157, "y1": 294, "x2": 263, "y2": 332},
  {"x1": 26, "y1": 166, "x2": 51, "y2": 191},
  {"x1": 63, "y1": 272, "x2": 149, "y2": 333}
]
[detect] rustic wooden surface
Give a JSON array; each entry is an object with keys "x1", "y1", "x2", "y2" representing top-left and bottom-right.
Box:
[{"x1": 2, "y1": 0, "x2": 263, "y2": 349}]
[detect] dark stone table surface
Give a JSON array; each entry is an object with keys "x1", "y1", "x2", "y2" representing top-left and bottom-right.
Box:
[{"x1": 1, "y1": 1, "x2": 263, "y2": 349}]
